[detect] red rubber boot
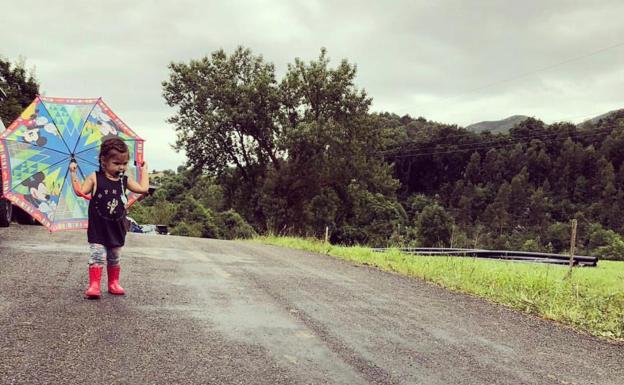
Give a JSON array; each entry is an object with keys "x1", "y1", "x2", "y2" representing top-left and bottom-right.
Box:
[
  {"x1": 107, "y1": 265, "x2": 125, "y2": 295},
  {"x1": 85, "y1": 265, "x2": 103, "y2": 299}
]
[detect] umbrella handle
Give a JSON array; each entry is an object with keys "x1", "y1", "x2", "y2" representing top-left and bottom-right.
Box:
[{"x1": 69, "y1": 158, "x2": 92, "y2": 200}]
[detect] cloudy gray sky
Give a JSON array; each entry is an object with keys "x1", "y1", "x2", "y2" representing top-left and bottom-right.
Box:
[{"x1": 2, "y1": 0, "x2": 623, "y2": 170}]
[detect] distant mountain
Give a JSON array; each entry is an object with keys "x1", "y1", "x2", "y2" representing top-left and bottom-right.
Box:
[
  {"x1": 578, "y1": 109, "x2": 624, "y2": 126},
  {"x1": 465, "y1": 115, "x2": 530, "y2": 133}
]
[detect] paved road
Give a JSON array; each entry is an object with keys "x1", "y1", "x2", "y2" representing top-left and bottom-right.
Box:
[{"x1": 0, "y1": 225, "x2": 622, "y2": 385}]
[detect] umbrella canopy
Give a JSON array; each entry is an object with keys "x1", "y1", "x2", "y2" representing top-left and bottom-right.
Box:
[{"x1": 0, "y1": 96, "x2": 145, "y2": 231}]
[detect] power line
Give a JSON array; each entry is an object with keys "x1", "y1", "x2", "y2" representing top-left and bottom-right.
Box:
[
  {"x1": 383, "y1": 127, "x2": 597, "y2": 156},
  {"x1": 459, "y1": 41, "x2": 624, "y2": 96},
  {"x1": 381, "y1": 108, "x2": 622, "y2": 153},
  {"x1": 381, "y1": 110, "x2": 624, "y2": 156},
  {"x1": 387, "y1": 129, "x2": 613, "y2": 159},
  {"x1": 383, "y1": 126, "x2": 618, "y2": 159},
  {"x1": 408, "y1": 40, "x2": 624, "y2": 111}
]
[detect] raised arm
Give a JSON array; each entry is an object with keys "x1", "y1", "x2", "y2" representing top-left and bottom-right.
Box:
[
  {"x1": 126, "y1": 161, "x2": 149, "y2": 194},
  {"x1": 69, "y1": 162, "x2": 95, "y2": 200}
]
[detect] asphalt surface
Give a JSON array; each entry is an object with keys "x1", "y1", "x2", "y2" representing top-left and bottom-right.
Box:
[{"x1": 0, "y1": 224, "x2": 622, "y2": 385}]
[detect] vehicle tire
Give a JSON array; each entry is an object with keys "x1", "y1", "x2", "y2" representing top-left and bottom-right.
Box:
[
  {"x1": 0, "y1": 199, "x2": 11, "y2": 227},
  {"x1": 14, "y1": 206, "x2": 37, "y2": 225}
]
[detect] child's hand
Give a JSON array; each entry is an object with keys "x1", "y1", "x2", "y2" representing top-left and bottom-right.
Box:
[
  {"x1": 140, "y1": 161, "x2": 148, "y2": 172},
  {"x1": 69, "y1": 161, "x2": 77, "y2": 173}
]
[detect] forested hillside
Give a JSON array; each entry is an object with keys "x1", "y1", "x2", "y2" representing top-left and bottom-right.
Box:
[
  {"x1": 382, "y1": 111, "x2": 624, "y2": 258},
  {"x1": 465, "y1": 115, "x2": 530, "y2": 133},
  {"x1": 0, "y1": 46, "x2": 599, "y2": 260}
]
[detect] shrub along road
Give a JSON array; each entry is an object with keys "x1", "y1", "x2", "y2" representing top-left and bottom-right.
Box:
[{"x1": 0, "y1": 225, "x2": 622, "y2": 385}]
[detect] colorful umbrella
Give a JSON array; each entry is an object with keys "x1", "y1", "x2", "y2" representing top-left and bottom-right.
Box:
[{"x1": 0, "y1": 96, "x2": 145, "y2": 231}]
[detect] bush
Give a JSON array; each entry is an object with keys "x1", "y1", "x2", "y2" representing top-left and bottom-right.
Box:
[
  {"x1": 171, "y1": 222, "x2": 203, "y2": 237},
  {"x1": 304, "y1": 188, "x2": 340, "y2": 237},
  {"x1": 405, "y1": 194, "x2": 436, "y2": 222},
  {"x1": 216, "y1": 209, "x2": 257, "y2": 239},
  {"x1": 416, "y1": 203, "x2": 453, "y2": 247},
  {"x1": 128, "y1": 199, "x2": 176, "y2": 226},
  {"x1": 521, "y1": 239, "x2": 540, "y2": 252},
  {"x1": 171, "y1": 196, "x2": 219, "y2": 238},
  {"x1": 544, "y1": 222, "x2": 571, "y2": 253},
  {"x1": 333, "y1": 225, "x2": 368, "y2": 246},
  {"x1": 346, "y1": 181, "x2": 407, "y2": 247},
  {"x1": 587, "y1": 223, "x2": 613, "y2": 250},
  {"x1": 596, "y1": 238, "x2": 624, "y2": 260},
  {"x1": 590, "y1": 227, "x2": 624, "y2": 260}
]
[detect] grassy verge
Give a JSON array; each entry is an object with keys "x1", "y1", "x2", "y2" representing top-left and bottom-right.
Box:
[{"x1": 253, "y1": 235, "x2": 624, "y2": 341}]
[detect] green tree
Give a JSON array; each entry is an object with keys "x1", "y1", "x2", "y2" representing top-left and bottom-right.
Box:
[
  {"x1": 509, "y1": 167, "x2": 531, "y2": 223},
  {"x1": 482, "y1": 182, "x2": 511, "y2": 235},
  {"x1": 171, "y1": 222, "x2": 204, "y2": 238},
  {"x1": 544, "y1": 222, "x2": 571, "y2": 253},
  {"x1": 280, "y1": 48, "x2": 369, "y2": 128},
  {"x1": 526, "y1": 187, "x2": 549, "y2": 229},
  {"x1": 128, "y1": 199, "x2": 176, "y2": 226},
  {"x1": 482, "y1": 148, "x2": 505, "y2": 184},
  {"x1": 573, "y1": 175, "x2": 590, "y2": 203},
  {"x1": 555, "y1": 138, "x2": 584, "y2": 198},
  {"x1": 404, "y1": 193, "x2": 436, "y2": 221},
  {"x1": 526, "y1": 140, "x2": 551, "y2": 186},
  {"x1": 416, "y1": 203, "x2": 453, "y2": 247},
  {"x1": 188, "y1": 175, "x2": 225, "y2": 212},
  {"x1": 464, "y1": 152, "x2": 482, "y2": 185},
  {"x1": 0, "y1": 57, "x2": 39, "y2": 126},
  {"x1": 598, "y1": 157, "x2": 616, "y2": 200},
  {"x1": 304, "y1": 188, "x2": 341, "y2": 237},
  {"x1": 262, "y1": 49, "x2": 400, "y2": 237},
  {"x1": 336, "y1": 181, "x2": 406, "y2": 246},
  {"x1": 171, "y1": 196, "x2": 218, "y2": 238},
  {"x1": 162, "y1": 47, "x2": 281, "y2": 178},
  {"x1": 215, "y1": 209, "x2": 257, "y2": 239}
]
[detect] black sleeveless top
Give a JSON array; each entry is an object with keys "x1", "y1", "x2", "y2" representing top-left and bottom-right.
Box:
[{"x1": 87, "y1": 171, "x2": 128, "y2": 247}]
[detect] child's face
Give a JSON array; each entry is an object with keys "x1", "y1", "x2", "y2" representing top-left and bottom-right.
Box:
[{"x1": 102, "y1": 151, "x2": 130, "y2": 177}]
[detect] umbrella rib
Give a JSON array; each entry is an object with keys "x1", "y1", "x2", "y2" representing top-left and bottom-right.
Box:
[
  {"x1": 8, "y1": 156, "x2": 69, "y2": 193},
  {"x1": 97, "y1": 99, "x2": 144, "y2": 139},
  {"x1": 74, "y1": 138, "x2": 141, "y2": 156},
  {"x1": 1, "y1": 138, "x2": 72, "y2": 156},
  {"x1": 73, "y1": 157, "x2": 97, "y2": 192},
  {"x1": 74, "y1": 154, "x2": 100, "y2": 169},
  {"x1": 74, "y1": 145, "x2": 99, "y2": 156},
  {"x1": 71, "y1": 99, "x2": 100, "y2": 155},
  {"x1": 38, "y1": 97, "x2": 73, "y2": 154},
  {"x1": 49, "y1": 165, "x2": 72, "y2": 226}
]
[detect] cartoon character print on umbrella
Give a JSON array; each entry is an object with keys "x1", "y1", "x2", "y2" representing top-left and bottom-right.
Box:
[
  {"x1": 90, "y1": 104, "x2": 119, "y2": 137},
  {"x1": 0, "y1": 96, "x2": 145, "y2": 231},
  {"x1": 21, "y1": 109, "x2": 59, "y2": 146},
  {"x1": 21, "y1": 171, "x2": 57, "y2": 219}
]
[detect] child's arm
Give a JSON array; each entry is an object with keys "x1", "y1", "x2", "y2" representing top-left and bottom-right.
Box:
[
  {"x1": 69, "y1": 162, "x2": 95, "y2": 199},
  {"x1": 126, "y1": 161, "x2": 150, "y2": 194}
]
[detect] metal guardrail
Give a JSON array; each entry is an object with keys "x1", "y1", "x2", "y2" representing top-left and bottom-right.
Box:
[{"x1": 371, "y1": 247, "x2": 598, "y2": 267}]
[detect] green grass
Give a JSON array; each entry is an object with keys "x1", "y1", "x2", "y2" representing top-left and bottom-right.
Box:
[{"x1": 253, "y1": 236, "x2": 624, "y2": 341}]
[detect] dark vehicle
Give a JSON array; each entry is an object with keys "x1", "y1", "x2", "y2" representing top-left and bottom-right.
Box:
[{"x1": 0, "y1": 117, "x2": 11, "y2": 227}]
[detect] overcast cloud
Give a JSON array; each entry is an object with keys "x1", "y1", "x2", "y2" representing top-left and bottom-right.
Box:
[{"x1": 1, "y1": 0, "x2": 623, "y2": 170}]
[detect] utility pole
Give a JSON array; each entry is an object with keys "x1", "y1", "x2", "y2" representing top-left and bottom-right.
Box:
[
  {"x1": 450, "y1": 224, "x2": 455, "y2": 248},
  {"x1": 566, "y1": 219, "x2": 578, "y2": 277}
]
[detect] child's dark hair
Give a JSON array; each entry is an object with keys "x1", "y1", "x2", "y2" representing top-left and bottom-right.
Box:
[{"x1": 99, "y1": 136, "x2": 129, "y2": 171}]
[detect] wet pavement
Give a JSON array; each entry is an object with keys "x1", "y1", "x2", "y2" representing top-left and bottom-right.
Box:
[{"x1": 0, "y1": 224, "x2": 622, "y2": 385}]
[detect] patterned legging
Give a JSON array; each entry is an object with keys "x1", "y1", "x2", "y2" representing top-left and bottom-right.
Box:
[{"x1": 89, "y1": 243, "x2": 122, "y2": 266}]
